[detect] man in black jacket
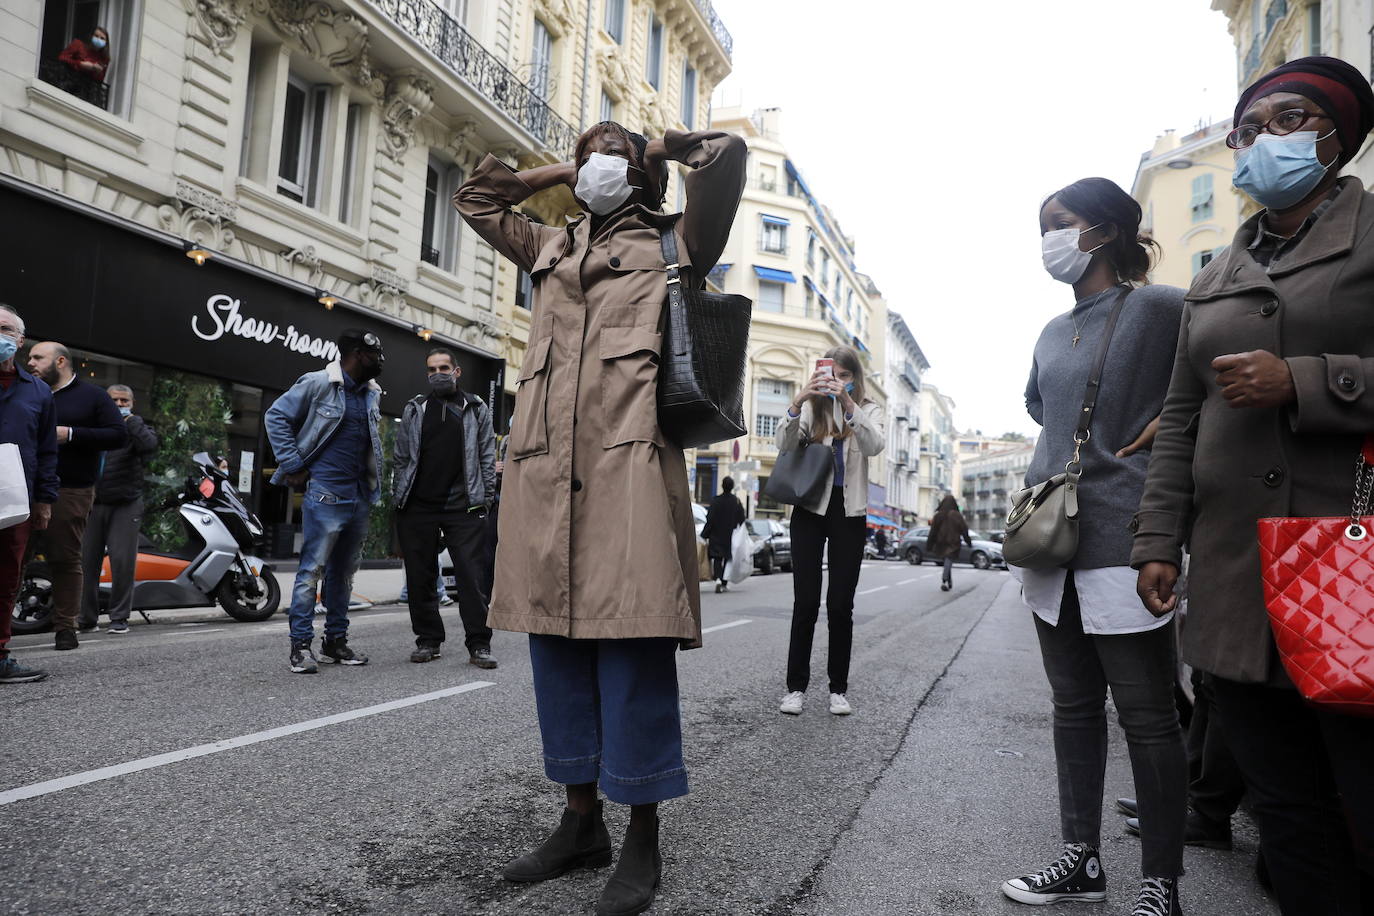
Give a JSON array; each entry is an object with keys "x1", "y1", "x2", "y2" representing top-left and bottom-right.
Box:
[
  {"x1": 26, "y1": 342, "x2": 126, "y2": 650},
  {"x1": 79, "y1": 384, "x2": 157, "y2": 634}
]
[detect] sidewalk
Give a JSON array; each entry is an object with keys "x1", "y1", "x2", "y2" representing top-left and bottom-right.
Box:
[
  {"x1": 802, "y1": 578, "x2": 1278, "y2": 916},
  {"x1": 128, "y1": 566, "x2": 408, "y2": 625}
]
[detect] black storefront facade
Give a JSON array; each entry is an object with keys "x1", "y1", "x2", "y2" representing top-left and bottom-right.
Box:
[{"x1": 1, "y1": 180, "x2": 505, "y2": 558}]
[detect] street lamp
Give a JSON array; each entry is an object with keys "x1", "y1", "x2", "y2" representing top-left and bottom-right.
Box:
[{"x1": 183, "y1": 240, "x2": 212, "y2": 265}]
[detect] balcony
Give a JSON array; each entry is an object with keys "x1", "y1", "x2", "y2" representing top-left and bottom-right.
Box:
[
  {"x1": 368, "y1": 0, "x2": 579, "y2": 156},
  {"x1": 899, "y1": 361, "x2": 921, "y2": 392},
  {"x1": 893, "y1": 402, "x2": 909, "y2": 421},
  {"x1": 1244, "y1": 36, "x2": 1262, "y2": 78},
  {"x1": 37, "y1": 60, "x2": 108, "y2": 110},
  {"x1": 688, "y1": 0, "x2": 733, "y2": 58},
  {"x1": 1265, "y1": 0, "x2": 1288, "y2": 36},
  {"x1": 894, "y1": 449, "x2": 910, "y2": 466}
]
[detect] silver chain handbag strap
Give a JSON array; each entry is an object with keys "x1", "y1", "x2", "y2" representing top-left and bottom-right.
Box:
[{"x1": 1348, "y1": 449, "x2": 1374, "y2": 539}]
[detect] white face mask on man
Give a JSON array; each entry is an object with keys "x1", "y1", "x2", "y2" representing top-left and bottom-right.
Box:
[
  {"x1": 1041, "y1": 224, "x2": 1104, "y2": 285},
  {"x1": 574, "y1": 152, "x2": 636, "y2": 215}
]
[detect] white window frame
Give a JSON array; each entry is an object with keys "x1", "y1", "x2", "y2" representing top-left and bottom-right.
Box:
[
  {"x1": 604, "y1": 0, "x2": 624, "y2": 42},
  {"x1": 277, "y1": 74, "x2": 330, "y2": 207},
  {"x1": 680, "y1": 62, "x2": 696, "y2": 128},
  {"x1": 645, "y1": 12, "x2": 663, "y2": 89},
  {"x1": 757, "y1": 279, "x2": 786, "y2": 313},
  {"x1": 760, "y1": 218, "x2": 787, "y2": 254},
  {"x1": 530, "y1": 18, "x2": 553, "y2": 100},
  {"x1": 599, "y1": 89, "x2": 615, "y2": 123},
  {"x1": 754, "y1": 378, "x2": 793, "y2": 438},
  {"x1": 338, "y1": 102, "x2": 363, "y2": 224},
  {"x1": 38, "y1": 0, "x2": 143, "y2": 117},
  {"x1": 422, "y1": 156, "x2": 465, "y2": 273}
]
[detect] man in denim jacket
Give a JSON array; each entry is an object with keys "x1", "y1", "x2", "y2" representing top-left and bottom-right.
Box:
[{"x1": 265, "y1": 329, "x2": 385, "y2": 674}]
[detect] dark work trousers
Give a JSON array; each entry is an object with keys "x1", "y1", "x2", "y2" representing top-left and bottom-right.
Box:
[
  {"x1": 48, "y1": 486, "x2": 95, "y2": 634},
  {"x1": 786, "y1": 487, "x2": 865, "y2": 695},
  {"x1": 1211, "y1": 676, "x2": 1374, "y2": 915},
  {"x1": 397, "y1": 507, "x2": 492, "y2": 651},
  {"x1": 79, "y1": 498, "x2": 143, "y2": 626},
  {"x1": 1033, "y1": 572, "x2": 1188, "y2": 878},
  {"x1": 0, "y1": 519, "x2": 32, "y2": 660},
  {"x1": 1186, "y1": 670, "x2": 1246, "y2": 829},
  {"x1": 711, "y1": 556, "x2": 727, "y2": 584}
]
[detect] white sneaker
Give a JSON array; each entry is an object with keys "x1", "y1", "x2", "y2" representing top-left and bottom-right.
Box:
[
  {"x1": 829, "y1": 693, "x2": 853, "y2": 715},
  {"x1": 779, "y1": 691, "x2": 805, "y2": 715}
]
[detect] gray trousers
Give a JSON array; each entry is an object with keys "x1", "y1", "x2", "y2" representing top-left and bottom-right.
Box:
[
  {"x1": 1033, "y1": 571, "x2": 1188, "y2": 878},
  {"x1": 80, "y1": 499, "x2": 143, "y2": 625}
]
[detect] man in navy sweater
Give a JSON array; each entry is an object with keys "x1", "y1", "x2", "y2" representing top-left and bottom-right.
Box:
[{"x1": 27, "y1": 341, "x2": 125, "y2": 650}]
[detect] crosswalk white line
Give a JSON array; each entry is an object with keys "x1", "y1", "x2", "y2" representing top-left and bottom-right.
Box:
[
  {"x1": 857, "y1": 586, "x2": 888, "y2": 595},
  {"x1": 702, "y1": 619, "x2": 752, "y2": 634},
  {"x1": 897, "y1": 578, "x2": 918, "y2": 585},
  {"x1": 0, "y1": 681, "x2": 495, "y2": 807}
]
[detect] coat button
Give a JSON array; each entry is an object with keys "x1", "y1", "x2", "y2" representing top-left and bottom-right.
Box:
[
  {"x1": 548, "y1": 256, "x2": 557, "y2": 265},
  {"x1": 1259, "y1": 299, "x2": 1279, "y2": 317},
  {"x1": 1263, "y1": 467, "x2": 1285, "y2": 487},
  {"x1": 571, "y1": 479, "x2": 583, "y2": 492},
  {"x1": 609, "y1": 256, "x2": 621, "y2": 268},
  {"x1": 1339, "y1": 374, "x2": 1357, "y2": 391}
]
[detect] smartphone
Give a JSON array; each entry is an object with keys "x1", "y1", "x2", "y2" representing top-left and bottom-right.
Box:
[{"x1": 815, "y1": 358, "x2": 835, "y2": 399}]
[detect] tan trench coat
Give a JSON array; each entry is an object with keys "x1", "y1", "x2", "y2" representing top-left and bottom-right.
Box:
[
  {"x1": 455, "y1": 129, "x2": 746, "y2": 648},
  {"x1": 1132, "y1": 177, "x2": 1374, "y2": 683}
]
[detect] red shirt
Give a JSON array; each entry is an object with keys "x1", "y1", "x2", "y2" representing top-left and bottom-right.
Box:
[{"x1": 58, "y1": 39, "x2": 108, "y2": 82}]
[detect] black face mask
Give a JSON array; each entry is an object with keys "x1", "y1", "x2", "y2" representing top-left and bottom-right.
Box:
[{"x1": 428, "y1": 372, "x2": 458, "y2": 397}]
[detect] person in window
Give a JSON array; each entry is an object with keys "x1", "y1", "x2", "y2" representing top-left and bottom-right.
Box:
[
  {"x1": 775, "y1": 345, "x2": 885, "y2": 719},
  {"x1": 1133, "y1": 56, "x2": 1374, "y2": 916},
  {"x1": 925, "y1": 495, "x2": 970, "y2": 591},
  {"x1": 1002, "y1": 177, "x2": 1188, "y2": 915},
  {"x1": 699, "y1": 476, "x2": 745, "y2": 593},
  {"x1": 58, "y1": 27, "x2": 110, "y2": 85},
  {"x1": 454, "y1": 121, "x2": 745, "y2": 916}
]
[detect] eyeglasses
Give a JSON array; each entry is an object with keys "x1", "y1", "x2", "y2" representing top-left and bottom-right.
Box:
[{"x1": 1227, "y1": 109, "x2": 1332, "y2": 149}]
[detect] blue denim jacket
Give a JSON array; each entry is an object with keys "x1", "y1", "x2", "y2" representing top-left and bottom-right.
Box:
[{"x1": 265, "y1": 360, "x2": 383, "y2": 504}]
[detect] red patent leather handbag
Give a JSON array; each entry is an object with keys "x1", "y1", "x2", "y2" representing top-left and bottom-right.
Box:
[{"x1": 1257, "y1": 436, "x2": 1374, "y2": 717}]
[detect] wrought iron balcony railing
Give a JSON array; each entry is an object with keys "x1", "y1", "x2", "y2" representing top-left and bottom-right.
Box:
[
  {"x1": 369, "y1": 0, "x2": 579, "y2": 157},
  {"x1": 38, "y1": 60, "x2": 109, "y2": 110},
  {"x1": 420, "y1": 244, "x2": 441, "y2": 266},
  {"x1": 1244, "y1": 36, "x2": 1262, "y2": 78},
  {"x1": 690, "y1": 0, "x2": 733, "y2": 58},
  {"x1": 1265, "y1": 0, "x2": 1288, "y2": 37}
]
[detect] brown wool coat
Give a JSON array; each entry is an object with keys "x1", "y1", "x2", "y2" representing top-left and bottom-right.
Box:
[
  {"x1": 1132, "y1": 177, "x2": 1374, "y2": 684},
  {"x1": 454, "y1": 129, "x2": 746, "y2": 648}
]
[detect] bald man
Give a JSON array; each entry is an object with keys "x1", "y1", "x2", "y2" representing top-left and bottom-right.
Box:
[{"x1": 26, "y1": 342, "x2": 125, "y2": 650}]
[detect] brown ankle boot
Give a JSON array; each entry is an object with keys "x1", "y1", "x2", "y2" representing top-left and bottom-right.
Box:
[
  {"x1": 502, "y1": 801, "x2": 613, "y2": 883},
  {"x1": 595, "y1": 816, "x2": 662, "y2": 916}
]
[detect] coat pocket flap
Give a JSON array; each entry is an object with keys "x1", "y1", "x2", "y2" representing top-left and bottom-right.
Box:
[
  {"x1": 518, "y1": 335, "x2": 552, "y2": 382},
  {"x1": 531, "y1": 234, "x2": 568, "y2": 274},
  {"x1": 599, "y1": 326, "x2": 661, "y2": 360},
  {"x1": 608, "y1": 228, "x2": 693, "y2": 272}
]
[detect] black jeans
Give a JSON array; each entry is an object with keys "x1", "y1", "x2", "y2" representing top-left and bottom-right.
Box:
[
  {"x1": 711, "y1": 555, "x2": 727, "y2": 583},
  {"x1": 786, "y1": 487, "x2": 865, "y2": 695},
  {"x1": 1033, "y1": 573, "x2": 1187, "y2": 877},
  {"x1": 397, "y1": 507, "x2": 493, "y2": 651},
  {"x1": 1211, "y1": 676, "x2": 1374, "y2": 915},
  {"x1": 1186, "y1": 670, "x2": 1246, "y2": 827}
]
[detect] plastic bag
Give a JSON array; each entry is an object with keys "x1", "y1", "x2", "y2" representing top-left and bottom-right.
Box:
[
  {"x1": 725, "y1": 524, "x2": 752, "y2": 584},
  {"x1": 0, "y1": 443, "x2": 29, "y2": 530}
]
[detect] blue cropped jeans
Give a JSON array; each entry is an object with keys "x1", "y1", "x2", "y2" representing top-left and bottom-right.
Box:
[
  {"x1": 528, "y1": 635, "x2": 688, "y2": 806},
  {"x1": 287, "y1": 481, "x2": 371, "y2": 643}
]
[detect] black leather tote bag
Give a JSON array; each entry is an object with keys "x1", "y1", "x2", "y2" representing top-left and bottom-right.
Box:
[
  {"x1": 764, "y1": 438, "x2": 833, "y2": 514},
  {"x1": 656, "y1": 228, "x2": 752, "y2": 449}
]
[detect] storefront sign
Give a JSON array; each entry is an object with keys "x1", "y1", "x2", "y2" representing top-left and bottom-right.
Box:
[{"x1": 191, "y1": 294, "x2": 341, "y2": 362}]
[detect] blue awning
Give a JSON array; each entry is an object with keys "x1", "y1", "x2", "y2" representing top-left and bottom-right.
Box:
[
  {"x1": 753, "y1": 266, "x2": 796, "y2": 283},
  {"x1": 852, "y1": 336, "x2": 869, "y2": 354},
  {"x1": 712, "y1": 263, "x2": 732, "y2": 273},
  {"x1": 761, "y1": 214, "x2": 790, "y2": 226}
]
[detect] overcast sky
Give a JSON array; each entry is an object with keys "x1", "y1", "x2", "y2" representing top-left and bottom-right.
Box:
[{"x1": 709, "y1": 0, "x2": 1239, "y2": 437}]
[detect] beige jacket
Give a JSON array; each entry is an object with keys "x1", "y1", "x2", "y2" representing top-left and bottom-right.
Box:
[
  {"x1": 454, "y1": 129, "x2": 746, "y2": 648},
  {"x1": 775, "y1": 399, "x2": 885, "y2": 516}
]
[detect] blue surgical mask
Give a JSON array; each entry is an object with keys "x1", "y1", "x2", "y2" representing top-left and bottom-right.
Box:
[
  {"x1": 91, "y1": 36, "x2": 106, "y2": 49},
  {"x1": 1233, "y1": 130, "x2": 1337, "y2": 211},
  {"x1": 844, "y1": 382, "x2": 855, "y2": 394},
  {"x1": 118, "y1": 406, "x2": 132, "y2": 417},
  {"x1": 0, "y1": 336, "x2": 16, "y2": 363}
]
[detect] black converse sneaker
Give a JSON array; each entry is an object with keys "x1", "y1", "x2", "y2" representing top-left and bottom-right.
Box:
[
  {"x1": 1133, "y1": 877, "x2": 1182, "y2": 916},
  {"x1": 1001, "y1": 843, "x2": 1107, "y2": 905}
]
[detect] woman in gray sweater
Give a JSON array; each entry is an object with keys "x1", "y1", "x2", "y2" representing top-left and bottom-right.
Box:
[{"x1": 1001, "y1": 178, "x2": 1187, "y2": 916}]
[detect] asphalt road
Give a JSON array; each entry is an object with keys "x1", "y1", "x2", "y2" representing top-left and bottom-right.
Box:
[{"x1": 1, "y1": 561, "x2": 1278, "y2": 915}]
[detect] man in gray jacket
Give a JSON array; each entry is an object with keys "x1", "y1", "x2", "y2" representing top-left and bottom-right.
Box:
[{"x1": 393, "y1": 348, "x2": 496, "y2": 668}]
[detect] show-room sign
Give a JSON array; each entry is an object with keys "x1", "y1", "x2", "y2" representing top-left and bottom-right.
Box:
[{"x1": 191, "y1": 294, "x2": 340, "y2": 362}]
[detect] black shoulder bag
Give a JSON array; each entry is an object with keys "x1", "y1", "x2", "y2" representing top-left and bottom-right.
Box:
[{"x1": 656, "y1": 228, "x2": 753, "y2": 449}]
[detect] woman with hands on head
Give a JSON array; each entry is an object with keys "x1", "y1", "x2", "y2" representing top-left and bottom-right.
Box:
[
  {"x1": 1133, "y1": 56, "x2": 1374, "y2": 916},
  {"x1": 775, "y1": 346, "x2": 884, "y2": 719},
  {"x1": 454, "y1": 120, "x2": 745, "y2": 916},
  {"x1": 1003, "y1": 177, "x2": 1188, "y2": 916}
]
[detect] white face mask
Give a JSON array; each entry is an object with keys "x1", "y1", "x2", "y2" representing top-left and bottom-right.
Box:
[
  {"x1": 1041, "y1": 224, "x2": 1104, "y2": 285},
  {"x1": 575, "y1": 152, "x2": 636, "y2": 215}
]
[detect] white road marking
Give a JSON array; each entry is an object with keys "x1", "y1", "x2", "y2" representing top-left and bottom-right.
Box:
[
  {"x1": 897, "y1": 578, "x2": 919, "y2": 585},
  {"x1": 701, "y1": 619, "x2": 752, "y2": 634},
  {"x1": 165, "y1": 628, "x2": 226, "y2": 637},
  {"x1": 0, "y1": 681, "x2": 495, "y2": 807},
  {"x1": 857, "y1": 586, "x2": 888, "y2": 595}
]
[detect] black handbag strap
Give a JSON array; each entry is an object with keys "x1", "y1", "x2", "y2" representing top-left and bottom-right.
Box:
[
  {"x1": 659, "y1": 228, "x2": 690, "y2": 356},
  {"x1": 1072, "y1": 286, "x2": 1130, "y2": 457}
]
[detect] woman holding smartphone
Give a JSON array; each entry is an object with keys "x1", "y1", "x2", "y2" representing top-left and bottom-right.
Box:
[{"x1": 775, "y1": 345, "x2": 885, "y2": 717}]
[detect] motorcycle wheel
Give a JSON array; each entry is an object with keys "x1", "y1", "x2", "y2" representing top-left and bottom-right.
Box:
[
  {"x1": 217, "y1": 569, "x2": 282, "y2": 621},
  {"x1": 11, "y1": 561, "x2": 54, "y2": 634}
]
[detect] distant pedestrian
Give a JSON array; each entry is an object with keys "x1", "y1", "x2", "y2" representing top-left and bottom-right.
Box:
[
  {"x1": 776, "y1": 345, "x2": 885, "y2": 718},
  {"x1": 1134, "y1": 57, "x2": 1374, "y2": 916},
  {"x1": 873, "y1": 527, "x2": 888, "y2": 560},
  {"x1": 1001, "y1": 177, "x2": 1187, "y2": 914},
  {"x1": 926, "y1": 496, "x2": 970, "y2": 591},
  {"x1": 265, "y1": 329, "x2": 384, "y2": 674},
  {"x1": 0, "y1": 306, "x2": 56, "y2": 684},
  {"x1": 392, "y1": 347, "x2": 497, "y2": 668},
  {"x1": 78, "y1": 385, "x2": 156, "y2": 635},
  {"x1": 700, "y1": 477, "x2": 744, "y2": 593},
  {"x1": 26, "y1": 341, "x2": 126, "y2": 651},
  {"x1": 457, "y1": 120, "x2": 745, "y2": 916}
]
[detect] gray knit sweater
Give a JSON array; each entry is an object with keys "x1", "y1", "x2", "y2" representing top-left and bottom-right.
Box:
[{"x1": 1023, "y1": 283, "x2": 1185, "y2": 569}]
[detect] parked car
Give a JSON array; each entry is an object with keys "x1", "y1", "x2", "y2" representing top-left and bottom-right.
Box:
[
  {"x1": 897, "y1": 526, "x2": 1006, "y2": 570},
  {"x1": 745, "y1": 518, "x2": 791, "y2": 574}
]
